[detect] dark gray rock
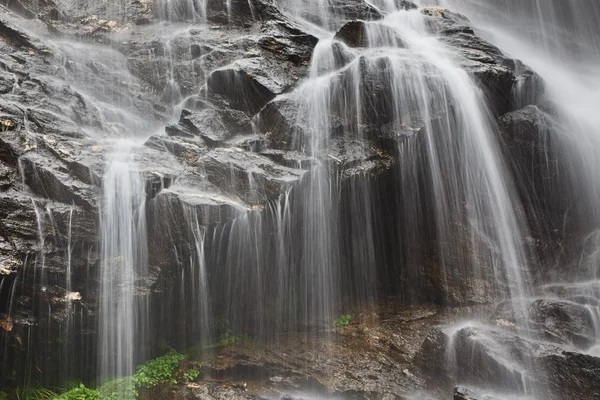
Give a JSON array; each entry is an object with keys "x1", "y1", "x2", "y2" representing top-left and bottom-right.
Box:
[
  {"x1": 176, "y1": 106, "x2": 253, "y2": 146},
  {"x1": 0, "y1": 15, "x2": 36, "y2": 48},
  {"x1": 206, "y1": 62, "x2": 280, "y2": 115},
  {"x1": 258, "y1": 19, "x2": 318, "y2": 65},
  {"x1": 2, "y1": 0, "x2": 36, "y2": 19},
  {"x1": 205, "y1": 0, "x2": 255, "y2": 24},
  {"x1": 416, "y1": 315, "x2": 600, "y2": 400},
  {"x1": 497, "y1": 106, "x2": 574, "y2": 239},
  {"x1": 0, "y1": 68, "x2": 16, "y2": 94},
  {"x1": 453, "y1": 386, "x2": 501, "y2": 400},
  {"x1": 334, "y1": 20, "x2": 405, "y2": 48},
  {"x1": 200, "y1": 147, "x2": 307, "y2": 205},
  {"x1": 19, "y1": 150, "x2": 98, "y2": 211},
  {"x1": 529, "y1": 299, "x2": 596, "y2": 348},
  {"x1": 542, "y1": 351, "x2": 600, "y2": 400},
  {"x1": 396, "y1": 1, "x2": 418, "y2": 11},
  {"x1": 325, "y1": 0, "x2": 383, "y2": 26},
  {"x1": 421, "y1": 7, "x2": 529, "y2": 116},
  {"x1": 334, "y1": 21, "x2": 370, "y2": 48}
]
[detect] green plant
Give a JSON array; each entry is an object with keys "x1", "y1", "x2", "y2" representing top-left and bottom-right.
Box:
[
  {"x1": 98, "y1": 378, "x2": 137, "y2": 400},
  {"x1": 1, "y1": 391, "x2": 8, "y2": 400},
  {"x1": 20, "y1": 352, "x2": 199, "y2": 400},
  {"x1": 56, "y1": 382, "x2": 82, "y2": 394},
  {"x1": 181, "y1": 369, "x2": 199, "y2": 382},
  {"x1": 333, "y1": 314, "x2": 352, "y2": 328},
  {"x1": 53, "y1": 383, "x2": 98, "y2": 400},
  {"x1": 133, "y1": 351, "x2": 186, "y2": 389},
  {"x1": 207, "y1": 330, "x2": 255, "y2": 350},
  {"x1": 12, "y1": 385, "x2": 57, "y2": 400},
  {"x1": 12, "y1": 384, "x2": 57, "y2": 400},
  {"x1": 213, "y1": 317, "x2": 230, "y2": 338}
]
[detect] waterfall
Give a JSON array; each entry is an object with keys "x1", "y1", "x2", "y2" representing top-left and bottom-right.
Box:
[
  {"x1": 281, "y1": 1, "x2": 532, "y2": 330},
  {"x1": 1, "y1": 0, "x2": 600, "y2": 398},
  {"x1": 98, "y1": 140, "x2": 149, "y2": 381},
  {"x1": 439, "y1": 0, "x2": 600, "y2": 369}
]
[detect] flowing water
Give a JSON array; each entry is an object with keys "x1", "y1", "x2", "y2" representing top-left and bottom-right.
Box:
[
  {"x1": 97, "y1": 140, "x2": 149, "y2": 381},
  {"x1": 1, "y1": 0, "x2": 600, "y2": 397},
  {"x1": 434, "y1": 0, "x2": 600, "y2": 372}
]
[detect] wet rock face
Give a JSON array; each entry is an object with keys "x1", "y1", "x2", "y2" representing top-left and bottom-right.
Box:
[
  {"x1": 453, "y1": 386, "x2": 500, "y2": 400},
  {"x1": 334, "y1": 21, "x2": 370, "y2": 47},
  {"x1": 496, "y1": 104, "x2": 595, "y2": 280},
  {"x1": 0, "y1": 0, "x2": 579, "y2": 394},
  {"x1": 205, "y1": 0, "x2": 255, "y2": 24},
  {"x1": 416, "y1": 295, "x2": 600, "y2": 400},
  {"x1": 543, "y1": 351, "x2": 600, "y2": 400},
  {"x1": 151, "y1": 305, "x2": 453, "y2": 400},
  {"x1": 497, "y1": 106, "x2": 568, "y2": 238},
  {"x1": 334, "y1": 20, "x2": 406, "y2": 48},
  {"x1": 529, "y1": 299, "x2": 596, "y2": 348},
  {"x1": 421, "y1": 7, "x2": 528, "y2": 117},
  {"x1": 207, "y1": 66, "x2": 278, "y2": 115},
  {"x1": 283, "y1": 0, "x2": 383, "y2": 29}
]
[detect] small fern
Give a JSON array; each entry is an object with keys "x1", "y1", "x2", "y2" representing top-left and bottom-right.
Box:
[
  {"x1": 333, "y1": 314, "x2": 352, "y2": 328},
  {"x1": 13, "y1": 384, "x2": 57, "y2": 400}
]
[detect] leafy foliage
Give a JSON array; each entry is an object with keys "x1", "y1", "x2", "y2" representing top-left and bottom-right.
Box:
[
  {"x1": 133, "y1": 351, "x2": 186, "y2": 388},
  {"x1": 12, "y1": 384, "x2": 57, "y2": 400},
  {"x1": 97, "y1": 378, "x2": 137, "y2": 400},
  {"x1": 333, "y1": 314, "x2": 352, "y2": 328},
  {"x1": 53, "y1": 384, "x2": 98, "y2": 400},
  {"x1": 181, "y1": 369, "x2": 199, "y2": 382},
  {"x1": 3, "y1": 351, "x2": 198, "y2": 400}
]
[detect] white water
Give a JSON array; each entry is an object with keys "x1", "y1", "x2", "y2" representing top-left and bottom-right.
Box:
[
  {"x1": 436, "y1": 0, "x2": 600, "y2": 367},
  {"x1": 285, "y1": 3, "x2": 532, "y2": 325},
  {"x1": 98, "y1": 140, "x2": 149, "y2": 381}
]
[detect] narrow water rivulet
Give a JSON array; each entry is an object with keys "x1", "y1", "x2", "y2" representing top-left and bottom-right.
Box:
[{"x1": 0, "y1": 1, "x2": 599, "y2": 399}]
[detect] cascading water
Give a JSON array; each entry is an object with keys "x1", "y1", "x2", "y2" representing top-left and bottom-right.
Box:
[
  {"x1": 97, "y1": 140, "x2": 149, "y2": 381},
  {"x1": 282, "y1": 6, "x2": 537, "y2": 396},
  {"x1": 1, "y1": 0, "x2": 600, "y2": 398},
  {"x1": 425, "y1": 0, "x2": 600, "y2": 388}
]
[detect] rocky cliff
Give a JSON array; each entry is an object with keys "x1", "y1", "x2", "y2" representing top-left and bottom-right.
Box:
[{"x1": 0, "y1": 0, "x2": 597, "y2": 399}]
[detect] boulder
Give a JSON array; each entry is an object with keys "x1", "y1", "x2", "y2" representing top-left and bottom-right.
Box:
[
  {"x1": 396, "y1": 1, "x2": 418, "y2": 11},
  {"x1": 0, "y1": 16, "x2": 36, "y2": 48},
  {"x1": 258, "y1": 19, "x2": 318, "y2": 65}
]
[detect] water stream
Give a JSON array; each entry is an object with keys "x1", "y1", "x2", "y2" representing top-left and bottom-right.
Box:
[
  {"x1": 97, "y1": 140, "x2": 149, "y2": 381},
  {"x1": 1, "y1": 0, "x2": 599, "y2": 398}
]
